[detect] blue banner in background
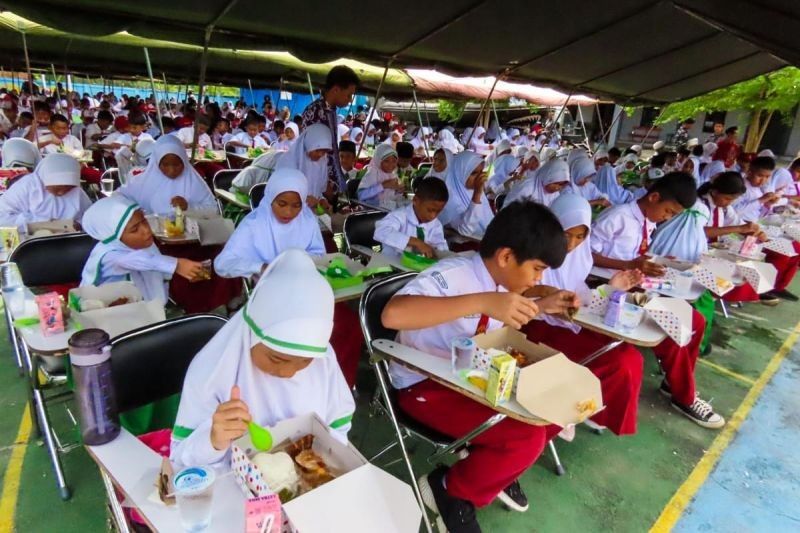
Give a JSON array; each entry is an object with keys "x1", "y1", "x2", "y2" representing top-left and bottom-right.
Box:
[{"x1": 244, "y1": 88, "x2": 369, "y2": 120}]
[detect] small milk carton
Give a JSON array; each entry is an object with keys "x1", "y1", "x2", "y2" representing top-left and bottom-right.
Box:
[
  {"x1": 603, "y1": 290, "x2": 627, "y2": 328},
  {"x1": 245, "y1": 494, "x2": 282, "y2": 533},
  {"x1": 35, "y1": 292, "x2": 64, "y2": 336},
  {"x1": 485, "y1": 352, "x2": 516, "y2": 406}
]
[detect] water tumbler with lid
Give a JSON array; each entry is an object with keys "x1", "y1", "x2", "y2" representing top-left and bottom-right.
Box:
[{"x1": 69, "y1": 329, "x2": 120, "y2": 445}]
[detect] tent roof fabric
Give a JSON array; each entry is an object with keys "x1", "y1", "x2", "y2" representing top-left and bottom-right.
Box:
[
  {"x1": 2, "y1": 0, "x2": 793, "y2": 103},
  {"x1": 0, "y1": 12, "x2": 593, "y2": 105}
]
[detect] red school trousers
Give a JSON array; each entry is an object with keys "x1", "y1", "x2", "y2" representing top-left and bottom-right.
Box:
[
  {"x1": 523, "y1": 320, "x2": 643, "y2": 436},
  {"x1": 397, "y1": 379, "x2": 549, "y2": 507},
  {"x1": 652, "y1": 308, "x2": 704, "y2": 406},
  {"x1": 330, "y1": 303, "x2": 363, "y2": 389},
  {"x1": 763, "y1": 240, "x2": 800, "y2": 291}
]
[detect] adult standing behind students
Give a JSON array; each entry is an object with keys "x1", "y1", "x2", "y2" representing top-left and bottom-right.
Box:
[{"x1": 300, "y1": 66, "x2": 360, "y2": 196}]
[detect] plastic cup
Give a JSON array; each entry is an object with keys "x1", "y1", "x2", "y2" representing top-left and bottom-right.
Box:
[
  {"x1": 100, "y1": 178, "x2": 115, "y2": 194},
  {"x1": 174, "y1": 466, "x2": 216, "y2": 532},
  {"x1": 451, "y1": 337, "x2": 476, "y2": 375},
  {"x1": 618, "y1": 303, "x2": 645, "y2": 333}
]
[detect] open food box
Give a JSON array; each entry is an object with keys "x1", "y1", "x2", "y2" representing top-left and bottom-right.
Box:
[
  {"x1": 146, "y1": 210, "x2": 234, "y2": 246},
  {"x1": 312, "y1": 253, "x2": 394, "y2": 290},
  {"x1": 67, "y1": 281, "x2": 165, "y2": 338},
  {"x1": 27, "y1": 219, "x2": 77, "y2": 237},
  {"x1": 584, "y1": 285, "x2": 693, "y2": 346},
  {"x1": 466, "y1": 327, "x2": 604, "y2": 427},
  {"x1": 231, "y1": 413, "x2": 422, "y2": 533},
  {"x1": 696, "y1": 255, "x2": 739, "y2": 296}
]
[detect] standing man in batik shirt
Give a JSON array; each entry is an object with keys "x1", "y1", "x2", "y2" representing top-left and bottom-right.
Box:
[{"x1": 301, "y1": 66, "x2": 360, "y2": 203}]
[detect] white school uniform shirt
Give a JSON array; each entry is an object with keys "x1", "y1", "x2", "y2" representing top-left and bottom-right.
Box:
[
  {"x1": 373, "y1": 204, "x2": 449, "y2": 259},
  {"x1": 700, "y1": 194, "x2": 742, "y2": 227},
  {"x1": 83, "y1": 123, "x2": 109, "y2": 147},
  {"x1": 230, "y1": 131, "x2": 268, "y2": 154},
  {"x1": 42, "y1": 134, "x2": 84, "y2": 155},
  {"x1": 732, "y1": 181, "x2": 768, "y2": 223},
  {"x1": 113, "y1": 132, "x2": 154, "y2": 154},
  {"x1": 590, "y1": 201, "x2": 656, "y2": 261},
  {"x1": 390, "y1": 253, "x2": 505, "y2": 389},
  {"x1": 176, "y1": 126, "x2": 212, "y2": 150}
]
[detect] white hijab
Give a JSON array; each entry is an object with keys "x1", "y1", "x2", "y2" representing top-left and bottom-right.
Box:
[
  {"x1": 541, "y1": 193, "x2": 593, "y2": 333},
  {"x1": 2, "y1": 138, "x2": 41, "y2": 169},
  {"x1": 439, "y1": 150, "x2": 494, "y2": 233},
  {"x1": 170, "y1": 249, "x2": 355, "y2": 466},
  {"x1": 438, "y1": 129, "x2": 463, "y2": 153},
  {"x1": 358, "y1": 143, "x2": 397, "y2": 191},
  {"x1": 234, "y1": 168, "x2": 324, "y2": 264},
  {"x1": 425, "y1": 148, "x2": 453, "y2": 180},
  {"x1": 80, "y1": 195, "x2": 170, "y2": 303},
  {"x1": 117, "y1": 134, "x2": 216, "y2": 216},
  {"x1": 349, "y1": 126, "x2": 364, "y2": 144},
  {"x1": 276, "y1": 123, "x2": 332, "y2": 198},
  {"x1": 505, "y1": 158, "x2": 569, "y2": 207},
  {"x1": 0, "y1": 153, "x2": 89, "y2": 228}
]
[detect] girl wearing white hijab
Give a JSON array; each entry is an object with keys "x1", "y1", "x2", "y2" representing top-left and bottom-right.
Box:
[
  {"x1": 437, "y1": 129, "x2": 463, "y2": 154},
  {"x1": 349, "y1": 126, "x2": 364, "y2": 145},
  {"x1": 504, "y1": 157, "x2": 570, "y2": 207},
  {"x1": 595, "y1": 159, "x2": 633, "y2": 205},
  {"x1": 337, "y1": 124, "x2": 350, "y2": 143},
  {"x1": 275, "y1": 123, "x2": 332, "y2": 205},
  {"x1": 117, "y1": 135, "x2": 216, "y2": 216},
  {"x1": 170, "y1": 249, "x2": 355, "y2": 466},
  {"x1": 523, "y1": 193, "x2": 643, "y2": 436},
  {"x1": 438, "y1": 151, "x2": 494, "y2": 237},
  {"x1": 568, "y1": 156, "x2": 610, "y2": 207},
  {"x1": 424, "y1": 148, "x2": 453, "y2": 180},
  {"x1": 2, "y1": 138, "x2": 41, "y2": 169},
  {"x1": 80, "y1": 196, "x2": 205, "y2": 304},
  {"x1": 215, "y1": 168, "x2": 324, "y2": 278},
  {"x1": 231, "y1": 151, "x2": 284, "y2": 191},
  {"x1": 486, "y1": 141, "x2": 521, "y2": 195},
  {"x1": 468, "y1": 126, "x2": 492, "y2": 156},
  {"x1": 269, "y1": 122, "x2": 299, "y2": 151},
  {"x1": 0, "y1": 153, "x2": 91, "y2": 230},
  {"x1": 357, "y1": 143, "x2": 402, "y2": 206}
]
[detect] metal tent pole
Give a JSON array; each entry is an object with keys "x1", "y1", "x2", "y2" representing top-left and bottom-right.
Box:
[
  {"x1": 411, "y1": 88, "x2": 430, "y2": 156},
  {"x1": 20, "y1": 32, "x2": 39, "y2": 146},
  {"x1": 190, "y1": 28, "x2": 213, "y2": 162},
  {"x1": 465, "y1": 74, "x2": 502, "y2": 148},
  {"x1": 306, "y1": 72, "x2": 315, "y2": 98},
  {"x1": 247, "y1": 78, "x2": 255, "y2": 108},
  {"x1": 143, "y1": 48, "x2": 164, "y2": 135},
  {"x1": 356, "y1": 63, "x2": 391, "y2": 159}
]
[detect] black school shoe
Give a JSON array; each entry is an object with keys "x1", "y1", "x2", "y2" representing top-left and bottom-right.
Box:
[
  {"x1": 660, "y1": 380, "x2": 725, "y2": 429},
  {"x1": 773, "y1": 289, "x2": 799, "y2": 302},
  {"x1": 496, "y1": 479, "x2": 529, "y2": 512},
  {"x1": 759, "y1": 292, "x2": 781, "y2": 306},
  {"x1": 418, "y1": 466, "x2": 481, "y2": 533}
]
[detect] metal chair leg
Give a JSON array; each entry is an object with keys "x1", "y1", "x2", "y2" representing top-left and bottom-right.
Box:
[
  {"x1": 719, "y1": 299, "x2": 729, "y2": 318},
  {"x1": 549, "y1": 440, "x2": 565, "y2": 476},
  {"x1": 33, "y1": 388, "x2": 71, "y2": 500},
  {"x1": 4, "y1": 305, "x2": 24, "y2": 374},
  {"x1": 100, "y1": 468, "x2": 131, "y2": 533},
  {"x1": 373, "y1": 362, "x2": 433, "y2": 533}
]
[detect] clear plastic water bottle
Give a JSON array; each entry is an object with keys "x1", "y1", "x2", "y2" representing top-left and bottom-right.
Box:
[
  {"x1": 69, "y1": 329, "x2": 120, "y2": 445},
  {"x1": 0, "y1": 262, "x2": 26, "y2": 317}
]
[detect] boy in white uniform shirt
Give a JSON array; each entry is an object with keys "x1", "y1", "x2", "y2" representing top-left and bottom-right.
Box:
[
  {"x1": 591, "y1": 171, "x2": 725, "y2": 429},
  {"x1": 382, "y1": 202, "x2": 578, "y2": 532},
  {"x1": 227, "y1": 117, "x2": 269, "y2": 155},
  {"x1": 83, "y1": 110, "x2": 113, "y2": 148},
  {"x1": 732, "y1": 156, "x2": 780, "y2": 223},
  {"x1": 112, "y1": 112, "x2": 154, "y2": 155},
  {"x1": 176, "y1": 115, "x2": 213, "y2": 150},
  {"x1": 374, "y1": 177, "x2": 450, "y2": 259},
  {"x1": 40, "y1": 114, "x2": 83, "y2": 155},
  {"x1": 338, "y1": 140, "x2": 360, "y2": 182}
]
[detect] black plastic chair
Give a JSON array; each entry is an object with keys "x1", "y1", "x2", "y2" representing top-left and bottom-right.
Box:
[
  {"x1": 249, "y1": 182, "x2": 267, "y2": 210},
  {"x1": 359, "y1": 272, "x2": 438, "y2": 532},
  {"x1": 8, "y1": 232, "x2": 97, "y2": 500},
  {"x1": 345, "y1": 177, "x2": 360, "y2": 203},
  {"x1": 343, "y1": 210, "x2": 387, "y2": 255},
  {"x1": 110, "y1": 314, "x2": 228, "y2": 414},
  {"x1": 212, "y1": 168, "x2": 240, "y2": 192},
  {"x1": 10, "y1": 232, "x2": 96, "y2": 287},
  {"x1": 102, "y1": 313, "x2": 228, "y2": 530},
  {"x1": 495, "y1": 192, "x2": 508, "y2": 211}
]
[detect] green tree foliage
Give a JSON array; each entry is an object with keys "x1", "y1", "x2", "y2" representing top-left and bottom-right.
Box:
[
  {"x1": 437, "y1": 99, "x2": 467, "y2": 122},
  {"x1": 655, "y1": 67, "x2": 800, "y2": 152}
]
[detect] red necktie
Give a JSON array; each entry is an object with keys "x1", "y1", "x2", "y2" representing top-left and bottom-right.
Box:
[
  {"x1": 709, "y1": 208, "x2": 721, "y2": 243},
  {"x1": 475, "y1": 314, "x2": 490, "y2": 335},
  {"x1": 638, "y1": 222, "x2": 649, "y2": 255}
]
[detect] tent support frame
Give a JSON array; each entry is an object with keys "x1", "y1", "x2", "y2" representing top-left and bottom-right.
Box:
[
  {"x1": 465, "y1": 73, "x2": 503, "y2": 148},
  {"x1": 356, "y1": 62, "x2": 391, "y2": 159},
  {"x1": 411, "y1": 88, "x2": 430, "y2": 156},
  {"x1": 143, "y1": 48, "x2": 164, "y2": 135}
]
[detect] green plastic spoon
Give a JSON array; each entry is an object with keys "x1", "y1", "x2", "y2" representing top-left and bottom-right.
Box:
[{"x1": 248, "y1": 421, "x2": 273, "y2": 451}]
